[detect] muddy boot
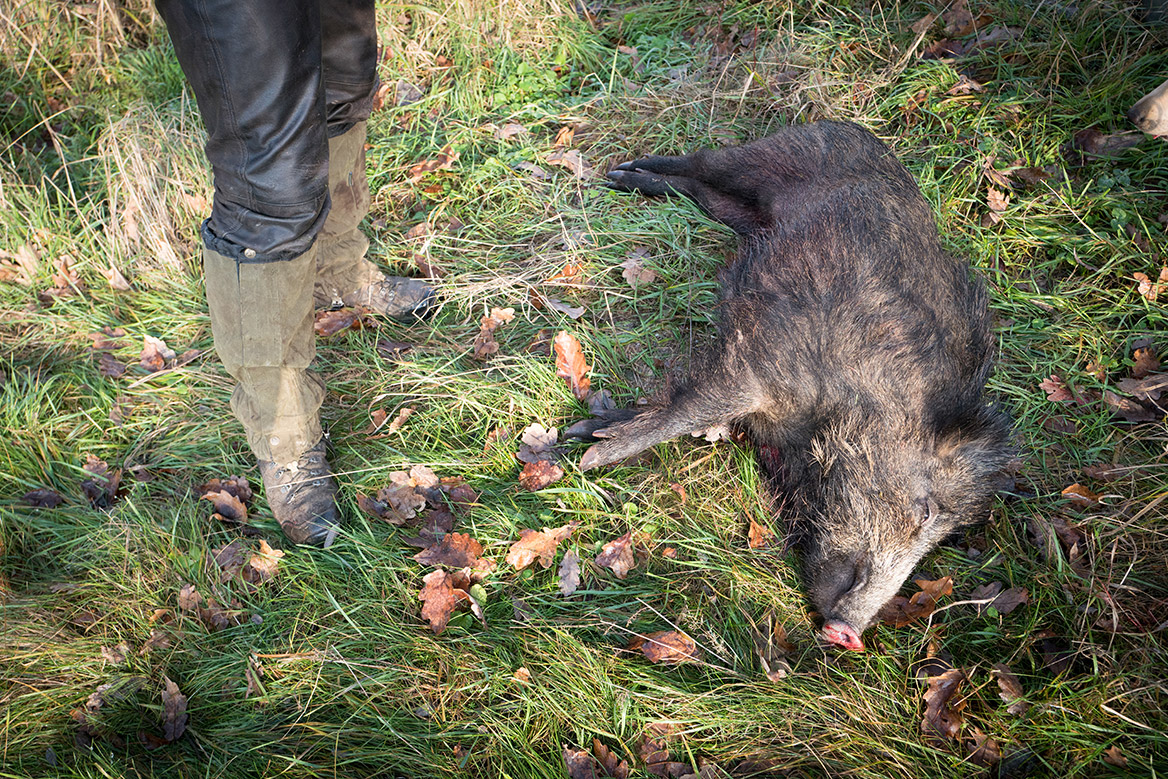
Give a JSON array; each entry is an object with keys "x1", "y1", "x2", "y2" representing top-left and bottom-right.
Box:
[
  {"x1": 204, "y1": 245, "x2": 339, "y2": 546},
  {"x1": 314, "y1": 121, "x2": 436, "y2": 321},
  {"x1": 257, "y1": 440, "x2": 340, "y2": 548},
  {"x1": 342, "y1": 276, "x2": 435, "y2": 321}
]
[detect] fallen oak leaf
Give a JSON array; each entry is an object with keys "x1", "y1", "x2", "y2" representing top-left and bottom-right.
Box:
[
  {"x1": 506, "y1": 522, "x2": 578, "y2": 570},
  {"x1": 592, "y1": 738, "x2": 631, "y2": 778},
  {"x1": 559, "y1": 549, "x2": 581, "y2": 596},
  {"x1": 81, "y1": 454, "x2": 121, "y2": 508},
  {"x1": 161, "y1": 676, "x2": 188, "y2": 742},
  {"x1": 991, "y1": 663, "x2": 1029, "y2": 716},
  {"x1": 554, "y1": 331, "x2": 591, "y2": 401},
  {"x1": 547, "y1": 148, "x2": 594, "y2": 178},
  {"x1": 407, "y1": 144, "x2": 459, "y2": 182},
  {"x1": 519, "y1": 459, "x2": 564, "y2": 491},
  {"x1": 419, "y1": 569, "x2": 463, "y2": 634},
  {"x1": 139, "y1": 336, "x2": 175, "y2": 372},
  {"x1": 211, "y1": 539, "x2": 247, "y2": 582},
  {"x1": 102, "y1": 264, "x2": 132, "y2": 291},
  {"x1": 965, "y1": 727, "x2": 1002, "y2": 767},
  {"x1": 1061, "y1": 483, "x2": 1101, "y2": 507},
  {"x1": 97, "y1": 352, "x2": 127, "y2": 378},
  {"x1": 414, "y1": 532, "x2": 493, "y2": 572},
  {"x1": 202, "y1": 489, "x2": 247, "y2": 523},
  {"x1": 921, "y1": 667, "x2": 966, "y2": 744},
  {"x1": 879, "y1": 576, "x2": 953, "y2": 627},
  {"x1": 1131, "y1": 346, "x2": 1160, "y2": 378},
  {"x1": 472, "y1": 306, "x2": 515, "y2": 361},
  {"x1": 313, "y1": 308, "x2": 364, "y2": 337},
  {"x1": 23, "y1": 488, "x2": 63, "y2": 508},
  {"x1": 628, "y1": 630, "x2": 702, "y2": 665},
  {"x1": 596, "y1": 532, "x2": 636, "y2": 579},
  {"x1": 620, "y1": 246, "x2": 657, "y2": 287},
  {"x1": 196, "y1": 475, "x2": 253, "y2": 503},
  {"x1": 748, "y1": 518, "x2": 774, "y2": 549},
  {"x1": 243, "y1": 538, "x2": 285, "y2": 584}
]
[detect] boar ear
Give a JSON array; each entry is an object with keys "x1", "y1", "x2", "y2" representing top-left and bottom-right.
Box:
[{"x1": 936, "y1": 405, "x2": 1014, "y2": 482}]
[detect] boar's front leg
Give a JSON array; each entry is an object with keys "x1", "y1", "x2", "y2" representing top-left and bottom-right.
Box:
[
  {"x1": 579, "y1": 361, "x2": 757, "y2": 470},
  {"x1": 607, "y1": 156, "x2": 765, "y2": 235}
]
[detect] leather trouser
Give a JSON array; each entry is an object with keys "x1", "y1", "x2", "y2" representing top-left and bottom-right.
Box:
[{"x1": 156, "y1": 0, "x2": 382, "y2": 462}]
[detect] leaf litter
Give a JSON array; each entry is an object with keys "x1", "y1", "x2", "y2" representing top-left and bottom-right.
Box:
[
  {"x1": 516, "y1": 422, "x2": 565, "y2": 491},
  {"x1": 506, "y1": 522, "x2": 578, "y2": 570}
]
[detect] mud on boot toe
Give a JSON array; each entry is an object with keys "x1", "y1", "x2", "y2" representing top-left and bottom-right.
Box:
[
  {"x1": 258, "y1": 441, "x2": 340, "y2": 547},
  {"x1": 342, "y1": 276, "x2": 436, "y2": 322}
]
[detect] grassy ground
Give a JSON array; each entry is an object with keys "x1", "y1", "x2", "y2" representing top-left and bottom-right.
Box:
[{"x1": 2, "y1": 0, "x2": 1168, "y2": 776}]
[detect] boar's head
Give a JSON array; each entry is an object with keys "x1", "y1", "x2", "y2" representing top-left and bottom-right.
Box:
[{"x1": 795, "y1": 409, "x2": 1012, "y2": 651}]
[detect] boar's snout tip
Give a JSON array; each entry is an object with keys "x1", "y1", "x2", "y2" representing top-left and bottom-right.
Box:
[{"x1": 822, "y1": 620, "x2": 865, "y2": 651}]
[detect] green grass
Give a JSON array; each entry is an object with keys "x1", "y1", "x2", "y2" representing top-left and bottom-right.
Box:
[{"x1": 2, "y1": 0, "x2": 1168, "y2": 776}]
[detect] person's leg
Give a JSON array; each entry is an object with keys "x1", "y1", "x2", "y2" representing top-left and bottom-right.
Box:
[
  {"x1": 156, "y1": 0, "x2": 339, "y2": 545},
  {"x1": 316, "y1": 0, "x2": 435, "y2": 319}
]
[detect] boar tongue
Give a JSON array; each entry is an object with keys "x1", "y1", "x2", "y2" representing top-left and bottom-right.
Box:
[{"x1": 822, "y1": 620, "x2": 865, "y2": 651}]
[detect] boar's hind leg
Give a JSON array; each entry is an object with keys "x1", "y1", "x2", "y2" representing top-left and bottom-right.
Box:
[{"x1": 607, "y1": 160, "x2": 763, "y2": 235}]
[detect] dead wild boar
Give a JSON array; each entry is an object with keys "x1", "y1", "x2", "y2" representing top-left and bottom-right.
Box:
[{"x1": 581, "y1": 120, "x2": 1013, "y2": 651}]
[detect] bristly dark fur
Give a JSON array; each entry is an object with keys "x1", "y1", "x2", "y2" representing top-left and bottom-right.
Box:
[{"x1": 582, "y1": 120, "x2": 1013, "y2": 644}]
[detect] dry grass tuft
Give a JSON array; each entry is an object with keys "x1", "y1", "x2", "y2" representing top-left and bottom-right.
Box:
[{"x1": 99, "y1": 102, "x2": 209, "y2": 283}]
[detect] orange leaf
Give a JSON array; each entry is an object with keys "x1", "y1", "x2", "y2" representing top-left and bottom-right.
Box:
[{"x1": 554, "y1": 331, "x2": 591, "y2": 402}]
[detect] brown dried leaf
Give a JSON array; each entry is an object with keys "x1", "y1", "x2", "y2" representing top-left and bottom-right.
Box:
[
  {"x1": 161, "y1": 676, "x2": 188, "y2": 742},
  {"x1": 23, "y1": 488, "x2": 63, "y2": 508},
  {"x1": 472, "y1": 306, "x2": 515, "y2": 360},
  {"x1": 1116, "y1": 373, "x2": 1168, "y2": 402},
  {"x1": 991, "y1": 663, "x2": 1029, "y2": 716},
  {"x1": 628, "y1": 630, "x2": 701, "y2": 665},
  {"x1": 946, "y1": 74, "x2": 985, "y2": 95},
  {"x1": 559, "y1": 549, "x2": 581, "y2": 596},
  {"x1": 554, "y1": 331, "x2": 591, "y2": 401},
  {"x1": 313, "y1": 308, "x2": 363, "y2": 337},
  {"x1": 564, "y1": 745, "x2": 600, "y2": 779},
  {"x1": 97, "y1": 352, "x2": 126, "y2": 378},
  {"x1": 414, "y1": 532, "x2": 492, "y2": 572},
  {"x1": 517, "y1": 422, "x2": 558, "y2": 462},
  {"x1": 100, "y1": 642, "x2": 129, "y2": 664},
  {"x1": 407, "y1": 144, "x2": 459, "y2": 182},
  {"x1": 197, "y1": 476, "x2": 253, "y2": 504},
  {"x1": 751, "y1": 616, "x2": 795, "y2": 682},
  {"x1": 177, "y1": 583, "x2": 203, "y2": 613},
  {"x1": 987, "y1": 186, "x2": 1009, "y2": 213},
  {"x1": 494, "y1": 122, "x2": 529, "y2": 141},
  {"x1": 1039, "y1": 374, "x2": 1075, "y2": 403},
  {"x1": 592, "y1": 739, "x2": 631, "y2": 779},
  {"x1": 357, "y1": 493, "x2": 404, "y2": 524},
  {"x1": 0, "y1": 243, "x2": 39, "y2": 285},
  {"x1": 596, "y1": 532, "x2": 636, "y2": 579},
  {"x1": 101, "y1": 264, "x2": 132, "y2": 291},
  {"x1": 81, "y1": 454, "x2": 121, "y2": 507},
  {"x1": 243, "y1": 539, "x2": 285, "y2": 584},
  {"x1": 419, "y1": 569, "x2": 459, "y2": 634},
  {"x1": 910, "y1": 12, "x2": 936, "y2": 34},
  {"x1": 1131, "y1": 346, "x2": 1160, "y2": 379},
  {"x1": 139, "y1": 336, "x2": 175, "y2": 372},
  {"x1": 553, "y1": 126, "x2": 575, "y2": 148},
  {"x1": 1061, "y1": 483, "x2": 1101, "y2": 507},
  {"x1": 879, "y1": 576, "x2": 953, "y2": 627},
  {"x1": 519, "y1": 459, "x2": 564, "y2": 491},
  {"x1": 965, "y1": 727, "x2": 1002, "y2": 767},
  {"x1": 1102, "y1": 390, "x2": 1160, "y2": 423},
  {"x1": 506, "y1": 522, "x2": 578, "y2": 570},
  {"x1": 620, "y1": 247, "x2": 658, "y2": 287},
  {"x1": 921, "y1": 667, "x2": 965, "y2": 743},
  {"x1": 202, "y1": 489, "x2": 247, "y2": 522},
  {"x1": 212, "y1": 539, "x2": 247, "y2": 582},
  {"x1": 377, "y1": 475, "x2": 427, "y2": 518},
  {"x1": 1103, "y1": 745, "x2": 1127, "y2": 768},
  {"x1": 547, "y1": 148, "x2": 594, "y2": 178},
  {"x1": 748, "y1": 518, "x2": 774, "y2": 549}
]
